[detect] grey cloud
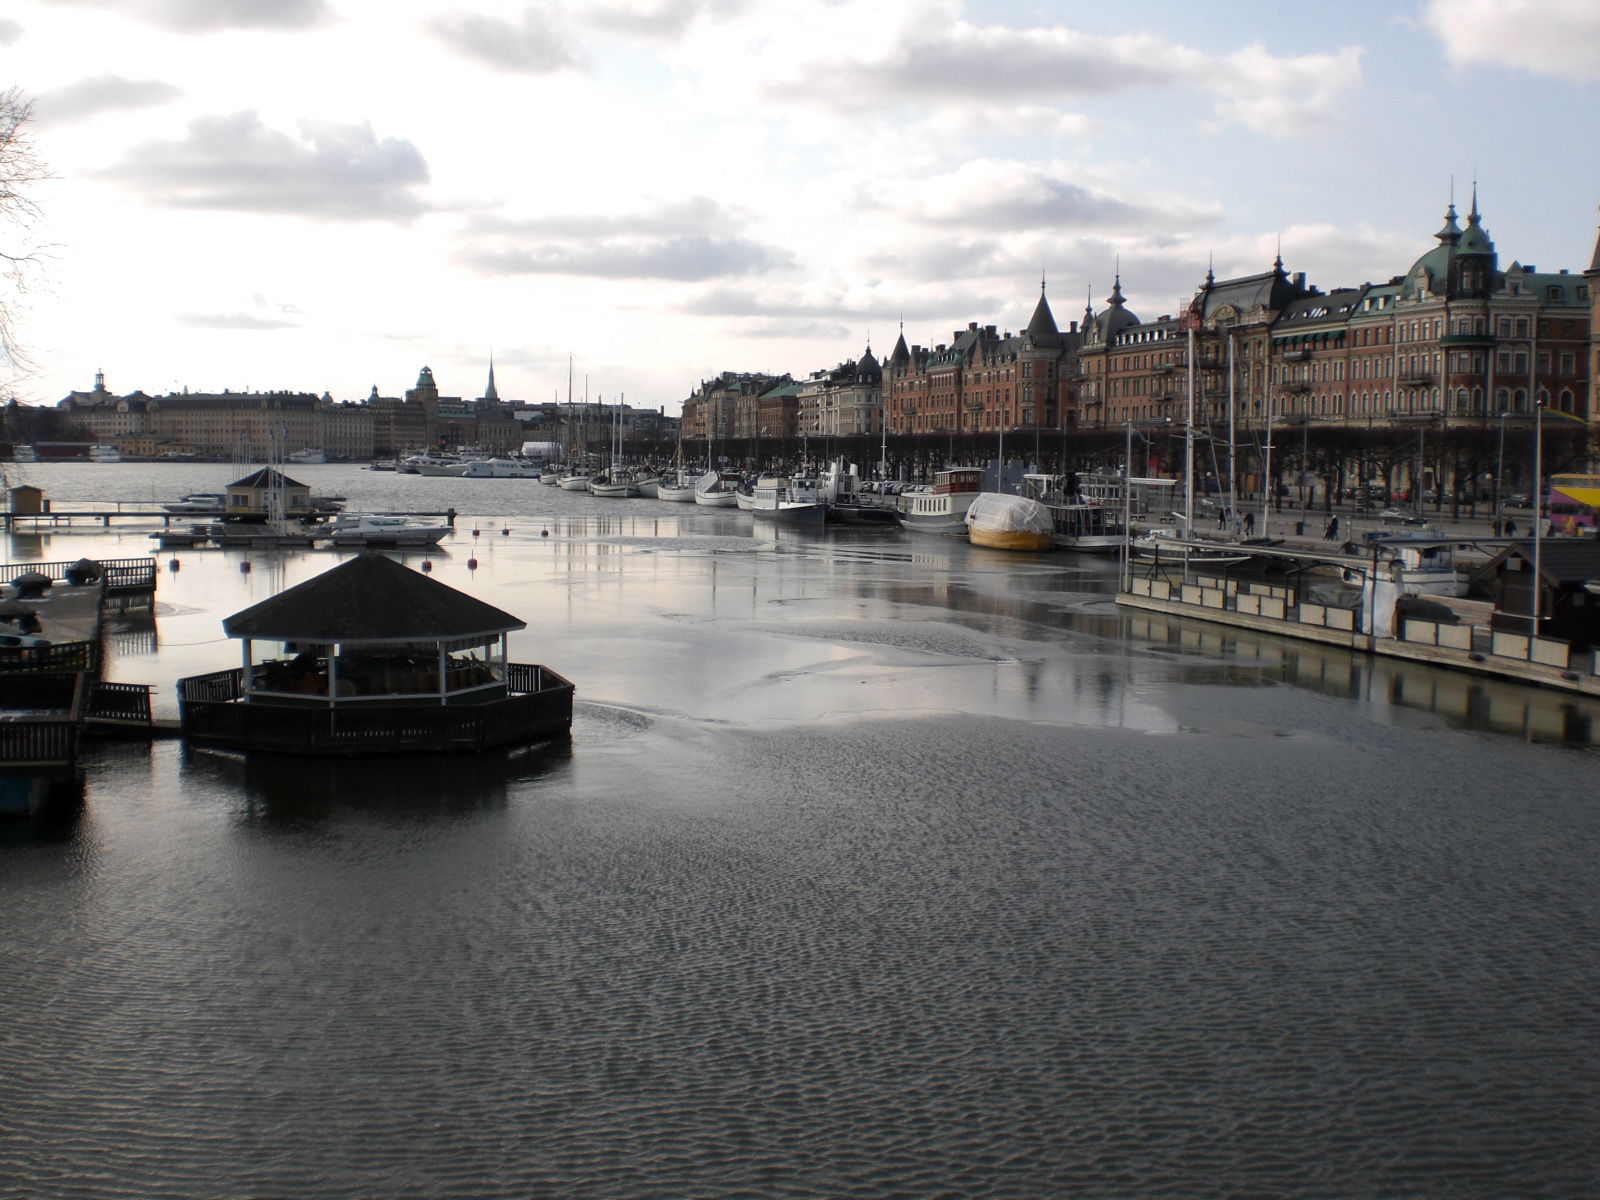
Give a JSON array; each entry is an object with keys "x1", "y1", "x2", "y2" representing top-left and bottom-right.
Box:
[
  {"x1": 579, "y1": 0, "x2": 749, "y2": 43},
  {"x1": 462, "y1": 234, "x2": 790, "y2": 281},
  {"x1": 765, "y1": 26, "x2": 1179, "y2": 113},
  {"x1": 48, "y1": 0, "x2": 331, "y2": 33},
  {"x1": 97, "y1": 112, "x2": 430, "y2": 221},
  {"x1": 468, "y1": 195, "x2": 737, "y2": 239},
  {"x1": 178, "y1": 311, "x2": 300, "y2": 330},
  {"x1": 680, "y1": 286, "x2": 965, "y2": 326},
  {"x1": 34, "y1": 75, "x2": 183, "y2": 125},
  {"x1": 428, "y1": 6, "x2": 584, "y2": 74}
]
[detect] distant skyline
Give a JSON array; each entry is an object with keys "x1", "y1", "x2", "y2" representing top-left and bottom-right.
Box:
[{"x1": 3, "y1": 0, "x2": 1597, "y2": 415}]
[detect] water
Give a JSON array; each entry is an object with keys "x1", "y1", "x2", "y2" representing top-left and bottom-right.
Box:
[{"x1": 4, "y1": 463, "x2": 1599, "y2": 1198}]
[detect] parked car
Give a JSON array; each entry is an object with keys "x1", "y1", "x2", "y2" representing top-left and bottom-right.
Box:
[{"x1": 1379, "y1": 507, "x2": 1426, "y2": 525}]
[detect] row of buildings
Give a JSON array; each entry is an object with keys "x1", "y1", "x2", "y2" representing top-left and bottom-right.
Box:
[
  {"x1": 29, "y1": 365, "x2": 677, "y2": 462},
  {"x1": 682, "y1": 196, "x2": 1598, "y2": 453}
]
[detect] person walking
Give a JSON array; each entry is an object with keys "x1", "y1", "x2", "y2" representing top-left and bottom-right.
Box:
[
  {"x1": 1504, "y1": 518, "x2": 1516, "y2": 537},
  {"x1": 1324, "y1": 515, "x2": 1339, "y2": 541},
  {"x1": 1243, "y1": 510, "x2": 1255, "y2": 536}
]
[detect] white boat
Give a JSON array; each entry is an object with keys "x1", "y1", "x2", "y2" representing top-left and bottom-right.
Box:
[
  {"x1": 965, "y1": 493, "x2": 1055, "y2": 552},
  {"x1": 655, "y1": 470, "x2": 698, "y2": 502},
  {"x1": 288, "y1": 448, "x2": 327, "y2": 465},
  {"x1": 312, "y1": 514, "x2": 450, "y2": 547},
  {"x1": 12, "y1": 444, "x2": 39, "y2": 463},
  {"x1": 750, "y1": 475, "x2": 827, "y2": 525},
  {"x1": 1020, "y1": 474, "x2": 1125, "y2": 552},
  {"x1": 693, "y1": 470, "x2": 741, "y2": 507},
  {"x1": 88, "y1": 444, "x2": 123, "y2": 463},
  {"x1": 558, "y1": 467, "x2": 594, "y2": 491},
  {"x1": 161, "y1": 492, "x2": 227, "y2": 515},
  {"x1": 897, "y1": 468, "x2": 984, "y2": 535},
  {"x1": 588, "y1": 468, "x2": 640, "y2": 498},
  {"x1": 461, "y1": 457, "x2": 539, "y2": 479}
]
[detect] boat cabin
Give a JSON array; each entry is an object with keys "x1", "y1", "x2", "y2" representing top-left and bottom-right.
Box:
[
  {"x1": 1478, "y1": 539, "x2": 1600, "y2": 648},
  {"x1": 177, "y1": 553, "x2": 574, "y2": 755}
]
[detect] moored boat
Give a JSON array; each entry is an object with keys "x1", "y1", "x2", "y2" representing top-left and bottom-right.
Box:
[
  {"x1": 750, "y1": 475, "x2": 827, "y2": 524},
  {"x1": 1021, "y1": 474, "x2": 1126, "y2": 552},
  {"x1": 964, "y1": 493, "x2": 1055, "y2": 551},
  {"x1": 311, "y1": 513, "x2": 450, "y2": 547},
  {"x1": 897, "y1": 468, "x2": 983, "y2": 534},
  {"x1": 693, "y1": 470, "x2": 741, "y2": 507}
]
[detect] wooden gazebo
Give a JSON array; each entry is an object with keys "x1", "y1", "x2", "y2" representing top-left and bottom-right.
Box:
[{"x1": 177, "y1": 553, "x2": 573, "y2": 755}]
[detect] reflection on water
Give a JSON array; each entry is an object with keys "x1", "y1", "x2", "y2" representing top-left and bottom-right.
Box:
[{"x1": 182, "y1": 737, "x2": 575, "y2": 826}]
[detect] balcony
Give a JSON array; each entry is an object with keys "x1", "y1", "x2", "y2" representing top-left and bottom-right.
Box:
[
  {"x1": 1398, "y1": 371, "x2": 1434, "y2": 386},
  {"x1": 1281, "y1": 381, "x2": 1312, "y2": 394},
  {"x1": 1281, "y1": 349, "x2": 1308, "y2": 362},
  {"x1": 1440, "y1": 332, "x2": 1494, "y2": 346}
]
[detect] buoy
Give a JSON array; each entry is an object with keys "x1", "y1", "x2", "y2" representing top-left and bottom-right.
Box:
[
  {"x1": 467, "y1": 557, "x2": 478, "y2": 570},
  {"x1": 421, "y1": 559, "x2": 433, "y2": 572},
  {"x1": 240, "y1": 560, "x2": 252, "y2": 573},
  {"x1": 541, "y1": 529, "x2": 549, "y2": 538},
  {"x1": 502, "y1": 525, "x2": 510, "y2": 536},
  {"x1": 472, "y1": 527, "x2": 480, "y2": 538},
  {"x1": 168, "y1": 558, "x2": 180, "y2": 572}
]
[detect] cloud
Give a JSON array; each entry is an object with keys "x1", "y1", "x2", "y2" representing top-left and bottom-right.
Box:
[
  {"x1": 1422, "y1": 0, "x2": 1600, "y2": 83},
  {"x1": 1208, "y1": 44, "x2": 1365, "y2": 135},
  {"x1": 579, "y1": 0, "x2": 750, "y2": 43},
  {"x1": 47, "y1": 0, "x2": 332, "y2": 33},
  {"x1": 177, "y1": 311, "x2": 300, "y2": 330},
  {"x1": 459, "y1": 196, "x2": 793, "y2": 280},
  {"x1": 33, "y1": 75, "x2": 183, "y2": 125},
  {"x1": 756, "y1": 10, "x2": 1362, "y2": 136},
  {"x1": 0, "y1": 18, "x2": 21, "y2": 45},
  {"x1": 866, "y1": 159, "x2": 1219, "y2": 232},
  {"x1": 428, "y1": 5, "x2": 584, "y2": 74},
  {"x1": 97, "y1": 112, "x2": 431, "y2": 221},
  {"x1": 464, "y1": 235, "x2": 788, "y2": 281}
]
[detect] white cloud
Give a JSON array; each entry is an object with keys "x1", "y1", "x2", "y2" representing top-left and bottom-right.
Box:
[
  {"x1": 34, "y1": 74, "x2": 183, "y2": 125},
  {"x1": 579, "y1": 0, "x2": 750, "y2": 43},
  {"x1": 96, "y1": 112, "x2": 431, "y2": 221},
  {"x1": 0, "y1": 17, "x2": 22, "y2": 44},
  {"x1": 1423, "y1": 0, "x2": 1600, "y2": 83},
  {"x1": 428, "y1": 5, "x2": 585, "y2": 74},
  {"x1": 47, "y1": 0, "x2": 331, "y2": 33},
  {"x1": 1208, "y1": 44, "x2": 1365, "y2": 135}
]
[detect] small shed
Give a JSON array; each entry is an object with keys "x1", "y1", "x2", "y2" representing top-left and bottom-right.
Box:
[
  {"x1": 1477, "y1": 538, "x2": 1600, "y2": 648},
  {"x1": 225, "y1": 468, "x2": 313, "y2": 518},
  {"x1": 177, "y1": 553, "x2": 573, "y2": 755},
  {"x1": 7, "y1": 485, "x2": 46, "y2": 515}
]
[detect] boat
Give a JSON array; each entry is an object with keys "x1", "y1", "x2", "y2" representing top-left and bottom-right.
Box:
[
  {"x1": 588, "y1": 467, "x2": 640, "y2": 498},
  {"x1": 288, "y1": 448, "x2": 327, "y2": 465},
  {"x1": 413, "y1": 452, "x2": 471, "y2": 477},
  {"x1": 205, "y1": 519, "x2": 318, "y2": 549},
  {"x1": 12, "y1": 444, "x2": 38, "y2": 463},
  {"x1": 635, "y1": 468, "x2": 662, "y2": 499},
  {"x1": 1020, "y1": 474, "x2": 1125, "y2": 553},
  {"x1": 311, "y1": 514, "x2": 450, "y2": 547},
  {"x1": 558, "y1": 466, "x2": 594, "y2": 491},
  {"x1": 161, "y1": 492, "x2": 227, "y2": 515},
  {"x1": 655, "y1": 469, "x2": 699, "y2": 502},
  {"x1": 821, "y1": 461, "x2": 897, "y2": 525},
  {"x1": 88, "y1": 444, "x2": 123, "y2": 463},
  {"x1": 749, "y1": 475, "x2": 827, "y2": 525},
  {"x1": 693, "y1": 470, "x2": 741, "y2": 507},
  {"x1": 897, "y1": 468, "x2": 983, "y2": 534},
  {"x1": 461, "y1": 457, "x2": 539, "y2": 479},
  {"x1": 964, "y1": 493, "x2": 1055, "y2": 551}
]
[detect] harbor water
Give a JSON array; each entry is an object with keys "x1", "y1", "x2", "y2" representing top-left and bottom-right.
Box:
[{"x1": 4, "y1": 463, "x2": 1598, "y2": 1198}]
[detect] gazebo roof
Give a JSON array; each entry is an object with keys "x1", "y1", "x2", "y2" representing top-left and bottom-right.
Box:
[{"x1": 223, "y1": 552, "x2": 525, "y2": 642}]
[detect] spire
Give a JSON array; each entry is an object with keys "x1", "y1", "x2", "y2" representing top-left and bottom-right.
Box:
[
  {"x1": 1026, "y1": 276, "x2": 1059, "y2": 338},
  {"x1": 1435, "y1": 200, "x2": 1462, "y2": 244},
  {"x1": 1106, "y1": 273, "x2": 1126, "y2": 309},
  {"x1": 484, "y1": 355, "x2": 499, "y2": 402},
  {"x1": 1468, "y1": 180, "x2": 1481, "y2": 227},
  {"x1": 1589, "y1": 204, "x2": 1600, "y2": 275}
]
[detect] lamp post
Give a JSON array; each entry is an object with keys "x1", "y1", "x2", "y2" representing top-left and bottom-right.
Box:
[
  {"x1": 1530, "y1": 399, "x2": 1543, "y2": 636},
  {"x1": 1494, "y1": 411, "x2": 1508, "y2": 532}
]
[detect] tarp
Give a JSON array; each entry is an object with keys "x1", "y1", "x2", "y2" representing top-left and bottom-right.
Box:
[{"x1": 965, "y1": 493, "x2": 1054, "y2": 535}]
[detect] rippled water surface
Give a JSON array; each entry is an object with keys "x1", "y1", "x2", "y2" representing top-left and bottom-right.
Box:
[{"x1": 4, "y1": 463, "x2": 1599, "y2": 1198}]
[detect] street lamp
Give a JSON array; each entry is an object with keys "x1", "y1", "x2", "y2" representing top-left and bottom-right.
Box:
[
  {"x1": 1492, "y1": 410, "x2": 1512, "y2": 533},
  {"x1": 1530, "y1": 399, "x2": 1544, "y2": 636}
]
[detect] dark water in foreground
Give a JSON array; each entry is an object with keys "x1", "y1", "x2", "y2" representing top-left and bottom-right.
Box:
[{"x1": 3, "y1": 465, "x2": 1599, "y2": 1197}]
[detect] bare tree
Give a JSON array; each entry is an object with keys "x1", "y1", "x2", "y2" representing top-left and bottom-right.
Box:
[{"x1": 0, "y1": 88, "x2": 49, "y2": 382}]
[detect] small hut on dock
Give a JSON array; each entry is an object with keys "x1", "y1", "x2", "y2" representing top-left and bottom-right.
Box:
[{"x1": 177, "y1": 553, "x2": 573, "y2": 755}]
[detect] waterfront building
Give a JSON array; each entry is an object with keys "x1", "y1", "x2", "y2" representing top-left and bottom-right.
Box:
[{"x1": 798, "y1": 346, "x2": 882, "y2": 438}]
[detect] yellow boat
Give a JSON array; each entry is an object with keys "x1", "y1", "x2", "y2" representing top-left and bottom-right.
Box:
[{"x1": 964, "y1": 493, "x2": 1055, "y2": 552}]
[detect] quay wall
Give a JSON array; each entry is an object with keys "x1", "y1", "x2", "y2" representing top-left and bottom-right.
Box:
[{"x1": 1119, "y1": 575, "x2": 1600, "y2": 699}]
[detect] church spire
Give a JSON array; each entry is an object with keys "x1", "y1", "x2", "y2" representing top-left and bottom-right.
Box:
[{"x1": 484, "y1": 355, "x2": 499, "y2": 402}]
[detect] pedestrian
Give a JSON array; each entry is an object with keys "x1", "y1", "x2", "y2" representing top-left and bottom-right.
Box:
[
  {"x1": 1504, "y1": 518, "x2": 1515, "y2": 537},
  {"x1": 1243, "y1": 511, "x2": 1255, "y2": 536},
  {"x1": 1491, "y1": 517, "x2": 1501, "y2": 537},
  {"x1": 1324, "y1": 515, "x2": 1339, "y2": 540}
]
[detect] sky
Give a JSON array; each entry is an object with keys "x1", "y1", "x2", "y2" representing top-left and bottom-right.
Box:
[{"x1": 2, "y1": 0, "x2": 1597, "y2": 417}]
